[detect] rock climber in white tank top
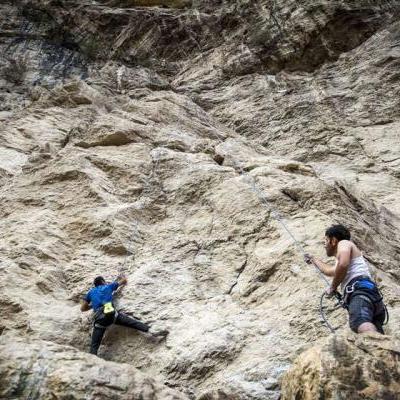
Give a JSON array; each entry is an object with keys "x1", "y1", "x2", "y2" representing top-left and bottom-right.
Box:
[{"x1": 305, "y1": 224, "x2": 386, "y2": 334}]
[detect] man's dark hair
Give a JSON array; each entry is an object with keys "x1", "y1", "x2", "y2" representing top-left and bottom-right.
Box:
[
  {"x1": 94, "y1": 276, "x2": 106, "y2": 287},
  {"x1": 325, "y1": 224, "x2": 351, "y2": 241}
]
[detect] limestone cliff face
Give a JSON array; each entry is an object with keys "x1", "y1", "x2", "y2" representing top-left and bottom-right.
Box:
[{"x1": 1, "y1": 1, "x2": 400, "y2": 399}]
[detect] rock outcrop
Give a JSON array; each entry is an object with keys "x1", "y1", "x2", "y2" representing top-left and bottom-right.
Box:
[
  {"x1": 0, "y1": 334, "x2": 187, "y2": 399},
  {"x1": 281, "y1": 333, "x2": 400, "y2": 400},
  {"x1": 1, "y1": 0, "x2": 400, "y2": 399}
]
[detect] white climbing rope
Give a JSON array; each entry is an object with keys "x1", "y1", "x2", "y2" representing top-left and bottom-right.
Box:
[
  {"x1": 211, "y1": 136, "x2": 346, "y2": 333},
  {"x1": 213, "y1": 133, "x2": 331, "y2": 287}
]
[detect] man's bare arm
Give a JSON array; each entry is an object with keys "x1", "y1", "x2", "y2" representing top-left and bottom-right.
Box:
[
  {"x1": 330, "y1": 241, "x2": 351, "y2": 291},
  {"x1": 305, "y1": 255, "x2": 336, "y2": 277},
  {"x1": 80, "y1": 300, "x2": 90, "y2": 312}
]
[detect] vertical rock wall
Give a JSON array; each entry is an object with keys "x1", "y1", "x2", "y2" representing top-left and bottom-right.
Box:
[{"x1": 1, "y1": 1, "x2": 400, "y2": 399}]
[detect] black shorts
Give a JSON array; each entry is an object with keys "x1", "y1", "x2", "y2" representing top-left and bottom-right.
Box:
[{"x1": 348, "y1": 294, "x2": 386, "y2": 333}]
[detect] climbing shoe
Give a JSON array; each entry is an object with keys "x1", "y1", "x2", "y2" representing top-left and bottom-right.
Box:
[{"x1": 149, "y1": 326, "x2": 169, "y2": 338}]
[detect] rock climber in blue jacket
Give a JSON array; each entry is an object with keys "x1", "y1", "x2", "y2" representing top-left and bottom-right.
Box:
[{"x1": 81, "y1": 275, "x2": 168, "y2": 355}]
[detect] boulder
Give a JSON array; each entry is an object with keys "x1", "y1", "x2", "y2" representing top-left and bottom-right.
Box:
[{"x1": 281, "y1": 333, "x2": 400, "y2": 400}]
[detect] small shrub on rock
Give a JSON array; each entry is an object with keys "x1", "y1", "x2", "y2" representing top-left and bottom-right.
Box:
[{"x1": 2, "y1": 56, "x2": 28, "y2": 85}]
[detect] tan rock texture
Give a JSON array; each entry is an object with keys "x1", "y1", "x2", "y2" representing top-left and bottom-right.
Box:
[
  {"x1": 1, "y1": 0, "x2": 400, "y2": 399},
  {"x1": 281, "y1": 333, "x2": 400, "y2": 400},
  {"x1": 0, "y1": 334, "x2": 187, "y2": 400}
]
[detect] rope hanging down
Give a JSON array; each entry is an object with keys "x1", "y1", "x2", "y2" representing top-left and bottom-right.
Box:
[
  {"x1": 242, "y1": 173, "x2": 330, "y2": 287},
  {"x1": 213, "y1": 138, "x2": 343, "y2": 332},
  {"x1": 319, "y1": 291, "x2": 343, "y2": 333},
  {"x1": 217, "y1": 139, "x2": 330, "y2": 287}
]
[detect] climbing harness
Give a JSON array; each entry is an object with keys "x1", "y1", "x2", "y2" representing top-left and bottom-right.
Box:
[
  {"x1": 343, "y1": 277, "x2": 377, "y2": 303},
  {"x1": 94, "y1": 302, "x2": 118, "y2": 328},
  {"x1": 343, "y1": 277, "x2": 389, "y2": 326},
  {"x1": 318, "y1": 275, "x2": 390, "y2": 334}
]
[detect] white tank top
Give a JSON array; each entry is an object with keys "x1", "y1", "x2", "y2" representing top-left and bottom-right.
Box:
[{"x1": 341, "y1": 255, "x2": 372, "y2": 289}]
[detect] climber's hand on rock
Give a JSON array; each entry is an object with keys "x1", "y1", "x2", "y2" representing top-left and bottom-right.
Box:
[{"x1": 117, "y1": 275, "x2": 128, "y2": 286}]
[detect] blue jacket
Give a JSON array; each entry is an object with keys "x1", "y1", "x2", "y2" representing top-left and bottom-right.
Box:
[{"x1": 84, "y1": 282, "x2": 119, "y2": 311}]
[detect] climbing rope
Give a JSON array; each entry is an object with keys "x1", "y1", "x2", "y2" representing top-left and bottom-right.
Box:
[
  {"x1": 211, "y1": 134, "x2": 344, "y2": 332},
  {"x1": 243, "y1": 173, "x2": 331, "y2": 286},
  {"x1": 319, "y1": 291, "x2": 344, "y2": 333},
  {"x1": 216, "y1": 137, "x2": 331, "y2": 287}
]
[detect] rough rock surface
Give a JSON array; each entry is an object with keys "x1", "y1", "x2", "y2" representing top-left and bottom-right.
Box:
[
  {"x1": 281, "y1": 332, "x2": 400, "y2": 400},
  {"x1": 0, "y1": 333, "x2": 187, "y2": 400},
  {"x1": 1, "y1": 0, "x2": 400, "y2": 399}
]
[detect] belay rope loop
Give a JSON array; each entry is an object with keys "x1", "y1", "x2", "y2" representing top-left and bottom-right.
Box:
[{"x1": 320, "y1": 291, "x2": 345, "y2": 333}]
